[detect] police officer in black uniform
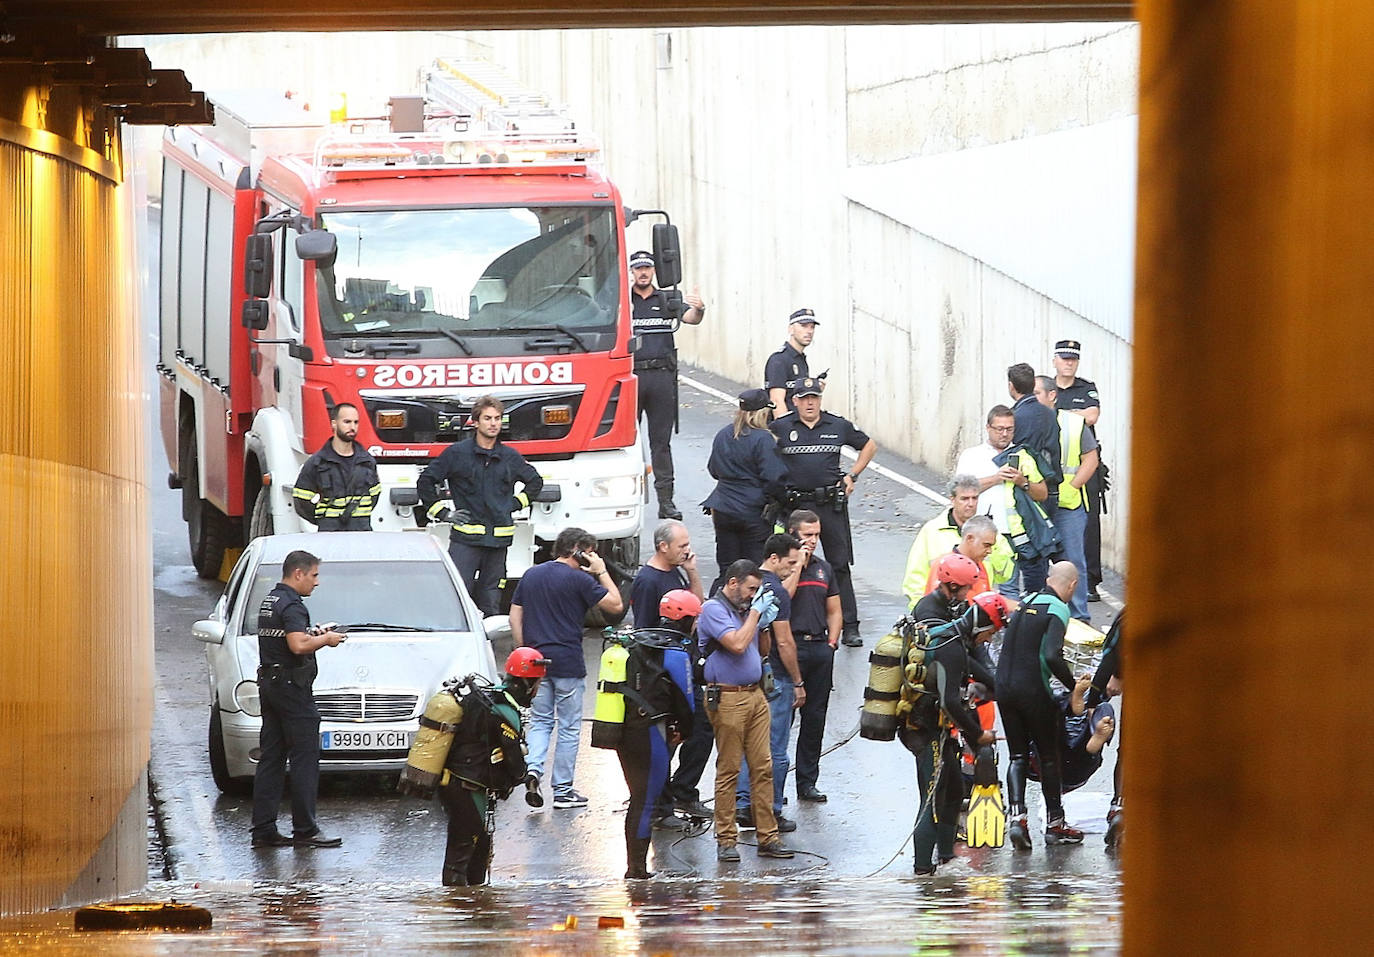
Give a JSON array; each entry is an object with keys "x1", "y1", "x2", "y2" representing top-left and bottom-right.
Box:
[
  {"x1": 770, "y1": 378, "x2": 877, "y2": 647},
  {"x1": 629, "y1": 250, "x2": 706, "y2": 520},
  {"x1": 1051, "y1": 339, "x2": 1106, "y2": 601},
  {"x1": 763, "y1": 308, "x2": 821, "y2": 416},
  {"x1": 250, "y1": 549, "x2": 346, "y2": 849},
  {"x1": 418, "y1": 395, "x2": 544, "y2": 617},
  {"x1": 291, "y1": 402, "x2": 381, "y2": 531}
]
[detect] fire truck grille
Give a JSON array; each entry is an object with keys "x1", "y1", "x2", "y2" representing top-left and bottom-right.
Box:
[
  {"x1": 362, "y1": 392, "x2": 582, "y2": 444},
  {"x1": 314, "y1": 692, "x2": 421, "y2": 722}
]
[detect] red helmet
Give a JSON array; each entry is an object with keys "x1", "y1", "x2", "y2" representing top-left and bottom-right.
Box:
[
  {"x1": 660, "y1": 589, "x2": 703, "y2": 622},
  {"x1": 972, "y1": 592, "x2": 1010, "y2": 631},
  {"x1": 933, "y1": 553, "x2": 979, "y2": 588},
  {"x1": 505, "y1": 647, "x2": 551, "y2": 678}
]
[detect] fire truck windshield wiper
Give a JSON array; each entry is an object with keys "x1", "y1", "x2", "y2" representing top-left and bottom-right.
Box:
[
  {"x1": 511, "y1": 324, "x2": 590, "y2": 353},
  {"x1": 411, "y1": 326, "x2": 474, "y2": 356}
]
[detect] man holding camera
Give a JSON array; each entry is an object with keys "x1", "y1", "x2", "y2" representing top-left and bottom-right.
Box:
[
  {"x1": 770, "y1": 378, "x2": 877, "y2": 647},
  {"x1": 511, "y1": 527, "x2": 624, "y2": 810}
]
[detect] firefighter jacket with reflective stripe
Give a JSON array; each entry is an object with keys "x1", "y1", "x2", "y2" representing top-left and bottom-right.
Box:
[
  {"x1": 417, "y1": 437, "x2": 544, "y2": 548},
  {"x1": 292, "y1": 441, "x2": 381, "y2": 531},
  {"x1": 1056, "y1": 410, "x2": 1089, "y2": 511}
]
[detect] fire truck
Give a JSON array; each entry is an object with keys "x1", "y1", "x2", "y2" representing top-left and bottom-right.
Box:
[{"x1": 159, "y1": 60, "x2": 683, "y2": 583}]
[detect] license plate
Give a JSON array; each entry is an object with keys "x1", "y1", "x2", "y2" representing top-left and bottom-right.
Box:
[{"x1": 320, "y1": 729, "x2": 414, "y2": 750}]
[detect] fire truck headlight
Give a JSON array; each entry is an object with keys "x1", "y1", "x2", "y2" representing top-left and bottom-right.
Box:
[{"x1": 590, "y1": 475, "x2": 639, "y2": 500}]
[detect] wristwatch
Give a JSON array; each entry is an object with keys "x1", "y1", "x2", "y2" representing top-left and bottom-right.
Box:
[{"x1": 794, "y1": 681, "x2": 805, "y2": 688}]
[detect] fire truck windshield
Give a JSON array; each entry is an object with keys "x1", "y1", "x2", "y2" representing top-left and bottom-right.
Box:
[{"x1": 314, "y1": 205, "x2": 621, "y2": 358}]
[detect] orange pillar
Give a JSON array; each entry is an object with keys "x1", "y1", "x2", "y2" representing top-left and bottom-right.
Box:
[{"x1": 1129, "y1": 1, "x2": 1374, "y2": 949}]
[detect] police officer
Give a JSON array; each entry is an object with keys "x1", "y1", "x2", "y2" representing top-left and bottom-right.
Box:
[
  {"x1": 418, "y1": 395, "x2": 544, "y2": 617},
  {"x1": 630, "y1": 249, "x2": 706, "y2": 520},
  {"x1": 436, "y1": 648, "x2": 549, "y2": 886},
  {"x1": 1051, "y1": 339, "x2": 1106, "y2": 602},
  {"x1": 769, "y1": 378, "x2": 877, "y2": 647},
  {"x1": 701, "y1": 388, "x2": 789, "y2": 585},
  {"x1": 250, "y1": 549, "x2": 346, "y2": 849},
  {"x1": 764, "y1": 308, "x2": 821, "y2": 416},
  {"x1": 291, "y1": 402, "x2": 381, "y2": 531}
]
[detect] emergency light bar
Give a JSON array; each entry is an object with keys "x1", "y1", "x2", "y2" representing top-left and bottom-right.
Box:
[{"x1": 312, "y1": 129, "x2": 601, "y2": 171}]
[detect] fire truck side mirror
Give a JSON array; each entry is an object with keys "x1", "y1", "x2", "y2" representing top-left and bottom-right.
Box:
[
  {"x1": 652, "y1": 223, "x2": 682, "y2": 287},
  {"x1": 241, "y1": 300, "x2": 270, "y2": 331},
  {"x1": 296, "y1": 229, "x2": 338, "y2": 269},
  {"x1": 244, "y1": 234, "x2": 274, "y2": 299}
]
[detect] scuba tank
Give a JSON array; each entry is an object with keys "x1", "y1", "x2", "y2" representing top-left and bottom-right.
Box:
[
  {"x1": 397, "y1": 678, "x2": 467, "y2": 799},
  {"x1": 860, "y1": 627, "x2": 907, "y2": 740},
  {"x1": 590, "y1": 641, "x2": 629, "y2": 749}
]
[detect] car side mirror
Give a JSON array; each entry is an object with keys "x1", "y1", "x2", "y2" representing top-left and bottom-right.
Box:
[
  {"x1": 482, "y1": 615, "x2": 512, "y2": 644},
  {"x1": 193, "y1": 619, "x2": 226, "y2": 645}
]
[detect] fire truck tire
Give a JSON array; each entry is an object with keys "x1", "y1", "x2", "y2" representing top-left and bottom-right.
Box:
[
  {"x1": 183, "y1": 432, "x2": 234, "y2": 579},
  {"x1": 208, "y1": 705, "x2": 252, "y2": 796},
  {"x1": 247, "y1": 485, "x2": 274, "y2": 541}
]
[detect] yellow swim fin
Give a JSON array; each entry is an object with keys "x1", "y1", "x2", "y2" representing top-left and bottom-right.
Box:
[{"x1": 966, "y1": 746, "x2": 1006, "y2": 848}]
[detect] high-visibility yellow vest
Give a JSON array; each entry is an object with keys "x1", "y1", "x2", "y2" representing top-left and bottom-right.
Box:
[{"x1": 1057, "y1": 410, "x2": 1088, "y2": 511}]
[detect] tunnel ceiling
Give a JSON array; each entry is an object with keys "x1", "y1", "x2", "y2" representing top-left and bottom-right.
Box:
[{"x1": 3, "y1": 1, "x2": 1132, "y2": 34}]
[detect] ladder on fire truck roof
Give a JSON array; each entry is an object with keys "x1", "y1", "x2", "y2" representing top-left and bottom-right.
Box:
[{"x1": 423, "y1": 57, "x2": 579, "y2": 140}]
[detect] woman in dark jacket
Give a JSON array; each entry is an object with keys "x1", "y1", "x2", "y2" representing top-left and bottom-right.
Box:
[{"x1": 700, "y1": 389, "x2": 789, "y2": 591}]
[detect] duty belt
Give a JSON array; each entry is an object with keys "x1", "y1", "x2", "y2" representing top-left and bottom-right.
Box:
[{"x1": 257, "y1": 663, "x2": 313, "y2": 687}]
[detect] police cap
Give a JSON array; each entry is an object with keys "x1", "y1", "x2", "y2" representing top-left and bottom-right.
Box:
[
  {"x1": 1054, "y1": 339, "x2": 1082, "y2": 358},
  {"x1": 793, "y1": 377, "x2": 824, "y2": 398},
  {"x1": 629, "y1": 250, "x2": 655, "y2": 269},
  {"x1": 738, "y1": 388, "x2": 774, "y2": 412},
  {"x1": 789, "y1": 308, "x2": 820, "y2": 326}
]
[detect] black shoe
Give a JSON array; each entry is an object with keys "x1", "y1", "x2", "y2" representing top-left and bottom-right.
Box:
[
  {"x1": 797, "y1": 786, "x2": 827, "y2": 803},
  {"x1": 676, "y1": 799, "x2": 713, "y2": 820},
  {"x1": 625, "y1": 866, "x2": 655, "y2": 880},
  {"x1": 658, "y1": 501, "x2": 683, "y2": 520},
  {"x1": 293, "y1": 830, "x2": 343, "y2": 848},
  {"x1": 717, "y1": 844, "x2": 740, "y2": 862},
  {"x1": 251, "y1": 831, "x2": 292, "y2": 849},
  {"x1": 442, "y1": 868, "x2": 467, "y2": 887},
  {"x1": 757, "y1": 840, "x2": 795, "y2": 859},
  {"x1": 1087, "y1": 589, "x2": 1102, "y2": 603},
  {"x1": 653, "y1": 813, "x2": 688, "y2": 831},
  {"x1": 735, "y1": 806, "x2": 756, "y2": 829},
  {"x1": 913, "y1": 864, "x2": 936, "y2": 876},
  {"x1": 775, "y1": 814, "x2": 798, "y2": 833},
  {"x1": 524, "y1": 772, "x2": 544, "y2": 808},
  {"x1": 840, "y1": 628, "x2": 863, "y2": 647}
]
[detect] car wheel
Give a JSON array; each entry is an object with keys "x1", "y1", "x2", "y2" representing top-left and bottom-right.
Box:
[
  {"x1": 208, "y1": 706, "x2": 253, "y2": 796},
  {"x1": 183, "y1": 429, "x2": 237, "y2": 579}
]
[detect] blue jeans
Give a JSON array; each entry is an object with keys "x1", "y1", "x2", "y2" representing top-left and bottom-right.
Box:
[
  {"x1": 525, "y1": 675, "x2": 585, "y2": 794},
  {"x1": 1054, "y1": 504, "x2": 1090, "y2": 619},
  {"x1": 737, "y1": 666, "x2": 794, "y2": 814}
]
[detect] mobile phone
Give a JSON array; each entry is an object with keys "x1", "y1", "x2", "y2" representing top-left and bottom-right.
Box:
[{"x1": 573, "y1": 550, "x2": 591, "y2": 568}]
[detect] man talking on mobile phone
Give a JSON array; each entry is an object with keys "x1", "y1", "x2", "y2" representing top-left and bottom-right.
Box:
[{"x1": 511, "y1": 528, "x2": 623, "y2": 810}]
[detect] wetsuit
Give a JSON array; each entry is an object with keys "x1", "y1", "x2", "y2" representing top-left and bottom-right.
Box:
[
  {"x1": 436, "y1": 684, "x2": 527, "y2": 886},
  {"x1": 896, "y1": 607, "x2": 992, "y2": 871},
  {"x1": 614, "y1": 633, "x2": 694, "y2": 878},
  {"x1": 996, "y1": 590, "x2": 1076, "y2": 823}
]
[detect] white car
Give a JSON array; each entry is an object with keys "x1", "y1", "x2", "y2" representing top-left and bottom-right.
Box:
[{"x1": 193, "y1": 531, "x2": 501, "y2": 793}]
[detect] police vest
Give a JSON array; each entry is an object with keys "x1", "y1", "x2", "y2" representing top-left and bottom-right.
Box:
[
  {"x1": 443, "y1": 689, "x2": 527, "y2": 795},
  {"x1": 1056, "y1": 411, "x2": 1088, "y2": 511}
]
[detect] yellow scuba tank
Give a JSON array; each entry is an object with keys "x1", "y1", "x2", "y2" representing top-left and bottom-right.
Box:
[
  {"x1": 397, "y1": 688, "x2": 464, "y2": 799},
  {"x1": 860, "y1": 630, "x2": 906, "y2": 740},
  {"x1": 590, "y1": 643, "x2": 629, "y2": 749}
]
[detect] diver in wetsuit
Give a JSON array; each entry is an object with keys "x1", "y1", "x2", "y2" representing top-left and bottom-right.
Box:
[
  {"x1": 997, "y1": 560, "x2": 1085, "y2": 850},
  {"x1": 897, "y1": 591, "x2": 1009, "y2": 874}
]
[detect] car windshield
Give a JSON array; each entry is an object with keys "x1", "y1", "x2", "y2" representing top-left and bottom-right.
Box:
[
  {"x1": 239, "y1": 560, "x2": 470, "y2": 634},
  {"x1": 315, "y1": 205, "x2": 620, "y2": 355}
]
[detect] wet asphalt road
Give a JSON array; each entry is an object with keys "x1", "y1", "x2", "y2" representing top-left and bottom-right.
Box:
[{"x1": 103, "y1": 362, "x2": 1126, "y2": 954}]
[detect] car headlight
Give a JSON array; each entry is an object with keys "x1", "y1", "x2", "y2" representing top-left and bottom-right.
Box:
[
  {"x1": 590, "y1": 474, "x2": 639, "y2": 499},
  {"x1": 233, "y1": 680, "x2": 261, "y2": 717}
]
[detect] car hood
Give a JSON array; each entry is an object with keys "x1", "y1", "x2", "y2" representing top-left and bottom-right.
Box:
[{"x1": 233, "y1": 631, "x2": 497, "y2": 694}]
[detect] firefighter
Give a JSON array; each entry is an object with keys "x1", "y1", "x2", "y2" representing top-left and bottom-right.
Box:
[
  {"x1": 629, "y1": 249, "x2": 706, "y2": 520},
  {"x1": 291, "y1": 402, "x2": 381, "y2": 531},
  {"x1": 769, "y1": 378, "x2": 877, "y2": 646},
  {"x1": 436, "y1": 648, "x2": 549, "y2": 887},
  {"x1": 418, "y1": 395, "x2": 544, "y2": 617}
]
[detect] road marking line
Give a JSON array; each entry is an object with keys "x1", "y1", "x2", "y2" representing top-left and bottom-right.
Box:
[{"x1": 678, "y1": 373, "x2": 947, "y2": 506}]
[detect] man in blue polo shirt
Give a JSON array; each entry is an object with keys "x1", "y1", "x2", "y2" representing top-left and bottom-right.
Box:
[
  {"x1": 511, "y1": 527, "x2": 624, "y2": 810},
  {"x1": 698, "y1": 559, "x2": 795, "y2": 862}
]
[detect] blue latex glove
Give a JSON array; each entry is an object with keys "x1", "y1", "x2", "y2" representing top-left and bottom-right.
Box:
[{"x1": 750, "y1": 589, "x2": 780, "y2": 629}]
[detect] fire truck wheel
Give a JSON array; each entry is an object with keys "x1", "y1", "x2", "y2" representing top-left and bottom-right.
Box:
[
  {"x1": 183, "y1": 431, "x2": 235, "y2": 578},
  {"x1": 247, "y1": 486, "x2": 274, "y2": 541}
]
